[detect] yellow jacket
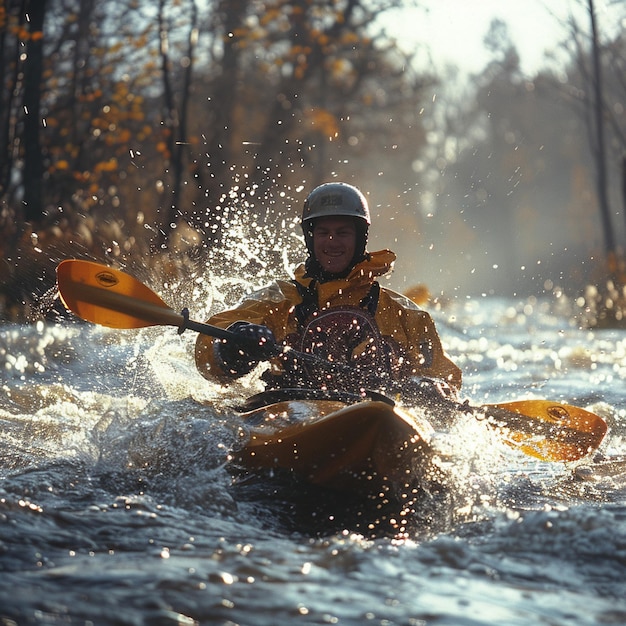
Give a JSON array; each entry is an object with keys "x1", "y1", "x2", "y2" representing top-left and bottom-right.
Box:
[{"x1": 195, "y1": 250, "x2": 462, "y2": 392}]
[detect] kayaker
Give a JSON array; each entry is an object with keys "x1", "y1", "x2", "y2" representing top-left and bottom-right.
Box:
[{"x1": 195, "y1": 182, "x2": 461, "y2": 398}]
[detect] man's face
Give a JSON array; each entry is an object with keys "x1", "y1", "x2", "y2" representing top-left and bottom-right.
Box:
[{"x1": 312, "y1": 216, "x2": 357, "y2": 275}]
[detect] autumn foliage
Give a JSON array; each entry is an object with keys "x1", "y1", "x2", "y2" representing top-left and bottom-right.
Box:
[{"x1": 1, "y1": 1, "x2": 626, "y2": 325}]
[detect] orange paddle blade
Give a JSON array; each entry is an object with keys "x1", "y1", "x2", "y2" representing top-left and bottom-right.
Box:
[
  {"x1": 487, "y1": 399, "x2": 608, "y2": 462},
  {"x1": 56, "y1": 259, "x2": 183, "y2": 329}
]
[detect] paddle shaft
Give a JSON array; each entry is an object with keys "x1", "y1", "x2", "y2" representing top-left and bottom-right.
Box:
[{"x1": 56, "y1": 259, "x2": 608, "y2": 462}]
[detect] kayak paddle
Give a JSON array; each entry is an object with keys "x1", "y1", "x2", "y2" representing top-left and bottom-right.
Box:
[{"x1": 55, "y1": 259, "x2": 608, "y2": 462}]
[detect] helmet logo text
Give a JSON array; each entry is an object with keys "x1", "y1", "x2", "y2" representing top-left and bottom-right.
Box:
[{"x1": 320, "y1": 194, "x2": 344, "y2": 206}]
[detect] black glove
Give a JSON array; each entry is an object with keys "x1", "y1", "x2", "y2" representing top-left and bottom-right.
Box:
[{"x1": 216, "y1": 322, "x2": 277, "y2": 376}]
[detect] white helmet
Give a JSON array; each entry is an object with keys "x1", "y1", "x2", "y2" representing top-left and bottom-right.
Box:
[{"x1": 301, "y1": 182, "x2": 371, "y2": 226}]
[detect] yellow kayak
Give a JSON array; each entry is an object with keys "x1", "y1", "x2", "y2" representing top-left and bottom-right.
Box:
[{"x1": 235, "y1": 392, "x2": 435, "y2": 498}]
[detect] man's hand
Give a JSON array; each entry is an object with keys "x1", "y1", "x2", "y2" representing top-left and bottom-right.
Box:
[
  {"x1": 229, "y1": 322, "x2": 277, "y2": 359},
  {"x1": 216, "y1": 322, "x2": 277, "y2": 376}
]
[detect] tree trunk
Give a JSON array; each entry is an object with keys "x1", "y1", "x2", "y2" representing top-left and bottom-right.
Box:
[
  {"x1": 154, "y1": 0, "x2": 198, "y2": 251},
  {"x1": 588, "y1": 0, "x2": 615, "y2": 257},
  {"x1": 22, "y1": 0, "x2": 47, "y2": 223}
]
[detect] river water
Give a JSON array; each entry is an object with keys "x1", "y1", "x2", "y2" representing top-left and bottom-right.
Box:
[{"x1": 1, "y1": 290, "x2": 625, "y2": 625}]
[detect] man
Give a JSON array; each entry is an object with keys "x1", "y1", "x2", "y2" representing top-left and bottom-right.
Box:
[{"x1": 195, "y1": 182, "x2": 461, "y2": 398}]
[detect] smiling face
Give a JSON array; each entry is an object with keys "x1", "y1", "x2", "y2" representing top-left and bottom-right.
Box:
[{"x1": 312, "y1": 216, "x2": 357, "y2": 275}]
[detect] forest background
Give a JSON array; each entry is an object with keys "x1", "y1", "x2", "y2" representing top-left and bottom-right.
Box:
[{"x1": 1, "y1": 0, "x2": 625, "y2": 324}]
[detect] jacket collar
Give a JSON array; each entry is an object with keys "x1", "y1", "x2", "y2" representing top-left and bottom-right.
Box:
[{"x1": 294, "y1": 249, "x2": 396, "y2": 287}]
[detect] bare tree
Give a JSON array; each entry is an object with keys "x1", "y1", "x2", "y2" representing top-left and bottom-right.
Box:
[
  {"x1": 0, "y1": 1, "x2": 24, "y2": 199},
  {"x1": 587, "y1": 0, "x2": 615, "y2": 257},
  {"x1": 155, "y1": 0, "x2": 199, "y2": 249},
  {"x1": 0, "y1": 0, "x2": 47, "y2": 223},
  {"x1": 22, "y1": 0, "x2": 47, "y2": 223}
]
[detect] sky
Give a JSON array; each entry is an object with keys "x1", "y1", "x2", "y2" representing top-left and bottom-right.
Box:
[
  {"x1": 372, "y1": 0, "x2": 624, "y2": 294},
  {"x1": 385, "y1": 0, "x2": 617, "y2": 79}
]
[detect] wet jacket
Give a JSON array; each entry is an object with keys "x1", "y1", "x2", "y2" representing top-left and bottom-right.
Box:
[{"x1": 195, "y1": 249, "x2": 462, "y2": 392}]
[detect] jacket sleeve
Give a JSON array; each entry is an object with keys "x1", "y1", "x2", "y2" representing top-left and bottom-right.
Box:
[
  {"x1": 400, "y1": 308, "x2": 462, "y2": 391},
  {"x1": 376, "y1": 290, "x2": 462, "y2": 392}
]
